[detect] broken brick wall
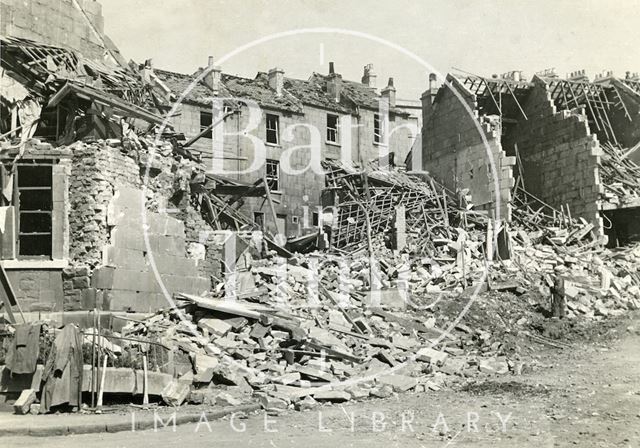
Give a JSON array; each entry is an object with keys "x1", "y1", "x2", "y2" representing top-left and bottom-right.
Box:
[
  {"x1": 420, "y1": 76, "x2": 514, "y2": 220},
  {"x1": 0, "y1": 0, "x2": 111, "y2": 62},
  {"x1": 503, "y1": 76, "x2": 603, "y2": 232}
]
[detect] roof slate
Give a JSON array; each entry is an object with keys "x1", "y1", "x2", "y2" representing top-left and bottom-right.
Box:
[
  {"x1": 153, "y1": 68, "x2": 224, "y2": 107},
  {"x1": 154, "y1": 67, "x2": 408, "y2": 116},
  {"x1": 222, "y1": 72, "x2": 303, "y2": 113}
]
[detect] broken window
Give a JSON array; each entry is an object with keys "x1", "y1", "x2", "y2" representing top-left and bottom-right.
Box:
[
  {"x1": 200, "y1": 111, "x2": 213, "y2": 139},
  {"x1": 266, "y1": 159, "x2": 280, "y2": 191},
  {"x1": 374, "y1": 113, "x2": 384, "y2": 143},
  {"x1": 266, "y1": 114, "x2": 279, "y2": 145},
  {"x1": 16, "y1": 164, "x2": 53, "y2": 258},
  {"x1": 326, "y1": 114, "x2": 339, "y2": 143}
]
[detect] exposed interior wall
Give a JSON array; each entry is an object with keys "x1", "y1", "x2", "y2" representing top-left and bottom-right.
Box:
[
  {"x1": 503, "y1": 77, "x2": 603, "y2": 232},
  {"x1": 421, "y1": 76, "x2": 514, "y2": 220}
]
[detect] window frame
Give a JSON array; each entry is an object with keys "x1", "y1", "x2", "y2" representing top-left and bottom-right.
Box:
[
  {"x1": 373, "y1": 113, "x2": 384, "y2": 144},
  {"x1": 15, "y1": 163, "x2": 54, "y2": 260},
  {"x1": 265, "y1": 113, "x2": 279, "y2": 145},
  {"x1": 326, "y1": 113, "x2": 339, "y2": 143},
  {"x1": 199, "y1": 110, "x2": 213, "y2": 139},
  {"x1": 265, "y1": 159, "x2": 280, "y2": 192}
]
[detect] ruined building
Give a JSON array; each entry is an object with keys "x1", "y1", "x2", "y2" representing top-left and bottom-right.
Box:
[
  {"x1": 0, "y1": 0, "x2": 417, "y2": 314},
  {"x1": 415, "y1": 69, "x2": 640, "y2": 246},
  {"x1": 154, "y1": 61, "x2": 418, "y2": 237}
]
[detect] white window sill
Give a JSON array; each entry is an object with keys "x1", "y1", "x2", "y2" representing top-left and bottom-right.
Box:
[
  {"x1": 1, "y1": 259, "x2": 69, "y2": 269},
  {"x1": 265, "y1": 142, "x2": 280, "y2": 148},
  {"x1": 325, "y1": 141, "x2": 341, "y2": 147},
  {"x1": 373, "y1": 141, "x2": 389, "y2": 147}
]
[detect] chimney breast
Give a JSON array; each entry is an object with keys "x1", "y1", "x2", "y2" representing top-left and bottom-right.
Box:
[
  {"x1": 381, "y1": 77, "x2": 396, "y2": 108},
  {"x1": 326, "y1": 62, "x2": 341, "y2": 102},
  {"x1": 268, "y1": 67, "x2": 284, "y2": 96},
  {"x1": 428, "y1": 73, "x2": 437, "y2": 91},
  {"x1": 362, "y1": 63, "x2": 377, "y2": 89},
  {"x1": 203, "y1": 56, "x2": 222, "y2": 93}
]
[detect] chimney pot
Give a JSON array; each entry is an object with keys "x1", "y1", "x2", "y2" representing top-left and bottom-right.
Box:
[{"x1": 329, "y1": 62, "x2": 335, "y2": 75}]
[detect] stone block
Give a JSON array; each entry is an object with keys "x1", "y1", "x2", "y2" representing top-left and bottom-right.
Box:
[
  {"x1": 376, "y1": 374, "x2": 418, "y2": 392},
  {"x1": 161, "y1": 379, "x2": 190, "y2": 407},
  {"x1": 312, "y1": 389, "x2": 350, "y2": 402},
  {"x1": 198, "y1": 318, "x2": 232, "y2": 337},
  {"x1": 416, "y1": 347, "x2": 448, "y2": 366},
  {"x1": 13, "y1": 389, "x2": 37, "y2": 414}
]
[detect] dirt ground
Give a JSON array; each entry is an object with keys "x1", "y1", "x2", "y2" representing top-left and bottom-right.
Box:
[{"x1": 3, "y1": 312, "x2": 639, "y2": 448}]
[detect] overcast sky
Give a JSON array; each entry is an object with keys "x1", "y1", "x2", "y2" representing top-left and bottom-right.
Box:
[{"x1": 102, "y1": 0, "x2": 640, "y2": 100}]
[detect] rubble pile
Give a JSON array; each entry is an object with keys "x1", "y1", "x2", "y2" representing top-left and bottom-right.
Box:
[
  {"x1": 104, "y1": 165, "x2": 640, "y2": 409},
  {"x1": 599, "y1": 142, "x2": 640, "y2": 207}
]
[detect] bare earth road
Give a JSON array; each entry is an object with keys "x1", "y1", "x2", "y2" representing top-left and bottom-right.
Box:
[{"x1": 3, "y1": 318, "x2": 640, "y2": 448}]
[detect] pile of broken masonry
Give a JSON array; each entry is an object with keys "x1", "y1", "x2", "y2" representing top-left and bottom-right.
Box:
[{"x1": 110, "y1": 169, "x2": 640, "y2": 411}]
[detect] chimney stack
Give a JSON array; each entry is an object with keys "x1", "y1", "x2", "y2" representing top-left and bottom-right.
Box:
[
  {"x1": 381, "y1": 77, "x2": 396, "y2": 108},
  {"x1": 203, "y1": 56, "x2": 222, "y2": 94},
  {"x1": 268, "y1": 67, "x2": 284, "y2": 96},
  {"x1": 362, "y1": 63, "x2": 377, "y2": 89},
  {"x1": 326, "y1": 62, "x2": 341, "y2": 102},
  {"x1": 428, "y1": 73, "x2": 437, "y2": 93}
]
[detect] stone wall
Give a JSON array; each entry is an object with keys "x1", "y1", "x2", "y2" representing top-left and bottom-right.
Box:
[
  {"x1": 68, "y1": 142, "x2": 141, "y2": 268},
  {"x1": 0, "y1": 0, "x2": 113, "y2": 62},
  {"x1": 91, "y1": 187, "x2": 209, "y2": 312},
  {"x1": 503, "y1": 76, "x2": 603, "y2": 231},
  {"x1": 65, "y1": 141, "x2": 210, "y2": 311},
  {"x1": 421, "y1": 76, "x2": 515, "y2": 220}
]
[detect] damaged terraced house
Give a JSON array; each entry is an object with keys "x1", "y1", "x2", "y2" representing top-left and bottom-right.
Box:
[
  {"x1": 3, "y1": 0, "x2": 640, "y2": 420},
  {"x1": 411, "y1": 69, "x2": 640, "y2": 248},
  {"x1": 0, "y1": 2, "x2": 419, "y2": 316}
]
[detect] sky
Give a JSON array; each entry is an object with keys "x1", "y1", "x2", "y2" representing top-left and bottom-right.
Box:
[{"x1": 101, "y1": 0, "x2": 640, "y2": 100}]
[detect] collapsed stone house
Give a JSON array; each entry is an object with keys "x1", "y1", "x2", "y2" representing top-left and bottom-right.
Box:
[
  {"x1": 154, "y1": 61, "x2": 419, "y2": 238},
  {"x1": 412, "y1": 69, "x2": 640, "y2": 247},
  {"x1": 0, "y1": 0, "x2": 419, "y2": 316},
  {"x1": 0, "y1": 36, "x2": 215, "y2": 314}
]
